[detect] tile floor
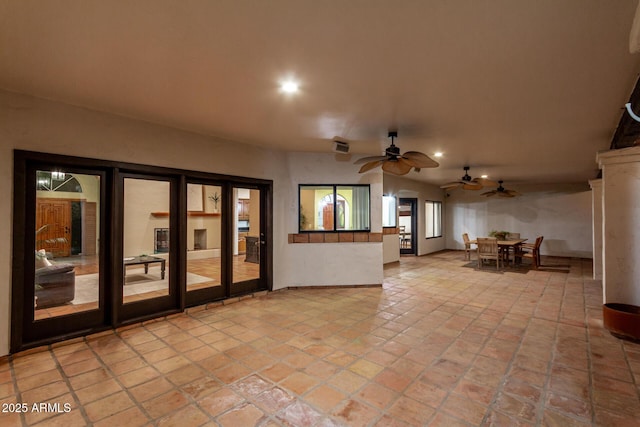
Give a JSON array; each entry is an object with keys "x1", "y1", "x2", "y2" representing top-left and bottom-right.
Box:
[{"x1": 2, "y1": 251, "x2": 640, "y2": 426}]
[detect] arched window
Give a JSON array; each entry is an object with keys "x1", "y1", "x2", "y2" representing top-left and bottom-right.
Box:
[
  {"x1": 36, "y1": 171, "x2": 83, "y2": 193},
  {"x1": 318, "y1": 193, "x2": 350, "y2": 230}
]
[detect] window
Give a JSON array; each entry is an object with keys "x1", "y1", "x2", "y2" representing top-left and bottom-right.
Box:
[
  {"x1": 425, "y1": 200, "x2": 442, "y2": 238},
  {"x1": 382, "y1": 195, "x2": 397, "y2": 227},
  {"x1": 299, "y1": 185, "x2": 370, "y2": 232}
]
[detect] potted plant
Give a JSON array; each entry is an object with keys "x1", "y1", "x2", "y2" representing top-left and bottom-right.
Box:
[
  {"x1": 489, "y1": 230, "x2": 509, "y2": 240},
  {"x1": 208, "y1": 192, "x2": 221, "y2": 212}
]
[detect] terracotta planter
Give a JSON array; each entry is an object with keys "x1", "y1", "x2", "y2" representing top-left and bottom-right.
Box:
[{"x1": 603, "y1": 303, "x2": 640, "y2": 342}]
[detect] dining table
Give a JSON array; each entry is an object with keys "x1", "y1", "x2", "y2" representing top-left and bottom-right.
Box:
[{"x1": 469, "y1": 238, "x2": 527, "y2": 266}]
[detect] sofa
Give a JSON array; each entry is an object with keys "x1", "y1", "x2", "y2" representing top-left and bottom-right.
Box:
[{"x1": 35, "y1": 262, "x2": 76, "y2": 308}]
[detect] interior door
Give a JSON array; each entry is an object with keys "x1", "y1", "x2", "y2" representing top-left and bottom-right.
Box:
[
  {"x1": 36, "y1": 199, "x2": 72, "y2": 257},
  {"x1": 230, "y1": 186, "x2": 267, "y2": 295},
  {"x1": 399, "y1": 198, "x2": 417, "y2": 255}
]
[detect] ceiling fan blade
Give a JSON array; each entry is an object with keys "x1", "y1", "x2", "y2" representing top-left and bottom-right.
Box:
[
  {"x1": 473, "y1": 178, "x2": 498, "y2": 187},
  {"x1": 504, "y1": 190, "x2": 521, "y2": 196},
  {"x1": 354, "y1": 155, "x2": 387, "y2": 165},
  {"x1": 358, "y1": 160, "x2": 384, "y2": 173},
  {"x1": 480, "y1": 190, "x2": 496, "y2": 197},
  {"x1": 382, "y1": 159, "x2": 413, "y2": 175},
  {"x1": 498, "y1": 192, "x2": 515, "y2": 197},
  {"x1": 462, "y1": 182, "x2": 483, "y2": 190},
  {"x1": 440, "y1": 181, "x2": 464, "y2": 189},
  {"x1": 401, "y1": 151, "x2": 439, "y2": 168}
]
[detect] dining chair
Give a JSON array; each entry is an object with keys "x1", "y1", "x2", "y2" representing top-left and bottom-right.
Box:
[
  {"x1": 399, "y1": 226, "x2": 407, "y2": 248},
  {"x1": 462, "y1": 233, "x2": 472, "y2": 260},
  {"x1": 518, "y1": 236, "x2": 544, "y2": 269},
  {"x1": 477, "y1": 237, "x2": 501, "y2": 270}
]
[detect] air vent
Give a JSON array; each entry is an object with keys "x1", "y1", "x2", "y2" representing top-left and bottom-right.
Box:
[{"x1": 333, "y1": 140, "x2": 350, "y2": 154}]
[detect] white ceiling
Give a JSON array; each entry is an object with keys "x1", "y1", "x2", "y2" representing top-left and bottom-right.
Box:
[{"x1": 2, "y1": 1, "x2": 640, "y2": 186}]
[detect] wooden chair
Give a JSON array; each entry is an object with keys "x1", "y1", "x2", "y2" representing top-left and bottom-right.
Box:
[
  {"x1": 518, "y1": 236, "x2": 544, "y2": 269},
  {"x1": 462, "y1": 233, "x2": 473, "y2": 260},
  {"x1": 477, "y1": 237, "x2": 501, "y2": 270},
  {"x1": 399, "y1": 226, "x2": 408, "y2": 248}
]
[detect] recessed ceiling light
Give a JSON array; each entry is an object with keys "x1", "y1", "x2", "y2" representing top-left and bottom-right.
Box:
[
  {"x1": 280, "y1": 80, "x2": 299, "y2": 94},
  {"x1": 434, "y1": 152, "x2": 443, "y2": 158},
  {"x1": 481, "y1": 175, "x2": 488, "y2": 179}
]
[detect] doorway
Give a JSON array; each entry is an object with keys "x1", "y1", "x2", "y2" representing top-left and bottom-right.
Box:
[{"x1": 399, "y1": 198, "x2": 417, "y2": 255}]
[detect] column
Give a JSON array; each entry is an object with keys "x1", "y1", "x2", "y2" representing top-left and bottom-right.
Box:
[
  {"x1": 597, "y1": 146, "x2": 640, "y2": 306},
  {"x1": 589, "y1": 179, "x2": 603, "y2": 282}
]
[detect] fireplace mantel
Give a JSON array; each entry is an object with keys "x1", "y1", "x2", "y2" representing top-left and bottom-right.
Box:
[{"x1": 151, "y1": 212, "x2": 220, "y2": 217}]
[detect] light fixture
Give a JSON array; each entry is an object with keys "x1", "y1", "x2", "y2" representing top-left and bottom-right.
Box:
[
  {"x1": 434, "y1": 152, "x2": 443, "y2": 158},
  {"x1": 280, "y1": 80, "x2": 299, "y2": 94},
  {"x1": 481, "y1": 175, "x2": 488, "y2": 179},
  {"x1": 51, "y1": 171, "x2": 66, "y2": 181}
]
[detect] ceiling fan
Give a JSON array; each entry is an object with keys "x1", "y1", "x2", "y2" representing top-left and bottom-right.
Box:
[
  {"x1": 480, "y1": 180, "x2": 521, "y2": 198},
  {"x1": 440, "y1": 166, "x2": 498, "y2": 190},
  {"x1": 354, "y1": 131, "x2": 439, "y2": 176}
]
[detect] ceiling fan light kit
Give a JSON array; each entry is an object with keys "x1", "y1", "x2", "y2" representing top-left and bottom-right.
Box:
[{"x1": 354, "y1": 131, "x2": 438, "y2": 175}]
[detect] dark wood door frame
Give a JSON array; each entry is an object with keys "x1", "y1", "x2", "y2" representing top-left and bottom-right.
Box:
[
  {"x1": 12, "y1": 150, "x2": 273, "y2": 353},
  {"x1": 399, "y1": 198, "x2": 418, "y2": 255}
]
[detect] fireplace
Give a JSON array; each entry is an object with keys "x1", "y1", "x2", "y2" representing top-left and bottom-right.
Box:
[
  {"x1": 194, "y1": 229, "x2": 207, "y2": 251},
  {"x1": 154, "y1": 228, "x2": 169, "y2": 253}
]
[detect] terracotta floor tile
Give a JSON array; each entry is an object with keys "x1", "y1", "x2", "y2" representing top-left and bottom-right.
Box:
[
  {"x1": 84, "y1": 390, "x2": 136, "y2": 422},
  {"x1": 130, "y1": 376, "x2": 175, "y2": 402},
  {"x1": 93, "y1": 405, "x2": 149, "y2": 427},
  {"x1": 155, "y1": 404, "x2": 211, "y2": 427},
  {"x1": 118, "y1": 366, "x2": 160, "y2": 388},
  {"x1": 7, "y1": 254, "x2": 640, "y2": 425},
  {"x1": 277, "y1": 400, "x2": 324, "y2": 426},
  {"x1": 253, "y1": 386, "x2": 296, "y2": 412},
  {"x1": 198, "y1": 388, "x2": 245, "y2": 416},
  {"x1": 142, "y1": 389, "x2": 190, "y2": 419},
  {"x1": 440, "y1": 393, "x2": 487, "y2": 425},
  {"x1": 281, "y1": 371, "x2": 318, "y2": 395},
  {"x1": 75, "y1": 378, "x2": 122, "y2": 405},
  {"x1": 304, "y1": 384, "x2": 348, "y2": 412},
  {"x1": 357, "y1": 382, "x2": 398, "y2": 410}
]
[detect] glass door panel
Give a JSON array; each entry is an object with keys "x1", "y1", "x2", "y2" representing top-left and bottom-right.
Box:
[
  {"x1": 34, "y1": 171, "x2": 101, "y2": 320},
  {"x1": 123, "y1": 178, "x2": 170, "y2": 304},
  {"x1": 186, "y1": 184, "x2": 224, "y2": 301},
  {"x1": 232, "y1": 187, "x2": 262, "y2": 294}
]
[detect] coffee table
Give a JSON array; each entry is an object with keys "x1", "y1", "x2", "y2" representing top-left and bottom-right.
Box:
[{"x1": 124, "y1": 256, "x2": 166, "y2": 280}]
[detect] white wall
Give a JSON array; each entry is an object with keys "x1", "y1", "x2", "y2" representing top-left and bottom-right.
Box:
[
  {"x1": 598, "y1": 147, "x2": 640, "y2": 306},
  {"x1": 281, "y1": 152, "x2": 384, "y2": 286},
  {"x1": 383, "y1": 174, "x2": 446, "y2": 256},
  {"x1": 0, "y1": 91, "x2": 384, "y2": 356},
  {"x1": 445, "y1": 183, "x2": 593, "y2": 258}
]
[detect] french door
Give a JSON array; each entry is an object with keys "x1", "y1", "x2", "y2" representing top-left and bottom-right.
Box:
[
  {"x1": 116, "y1": 174, "x2": 181, "y2": 323},
  {"x1": 12, "y1": 150, "x2": 272, "y2": 352},
  {"x1": 14, "y1": 162, "x2": 109, "y2": 348}
]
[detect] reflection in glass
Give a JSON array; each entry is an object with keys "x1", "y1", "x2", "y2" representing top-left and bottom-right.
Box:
[
  {"x1": 123, "y1": 178, "x2": 170, "y2": 303},
  {"x1": 382, "y1": 195, "x2": 397, "y2": 227},
  {"x1": 299, "y1": 185, "x2": 370, "y2": 231},
  {"x1": 186, "y1": 184, "x2": 222, "y2": 292},
  {"x1": 34, "y1": 171, "x2": 100, "y2": 320},
  {"x1": 233, "y1": 188, "x2": 260, "y2": 283}
]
